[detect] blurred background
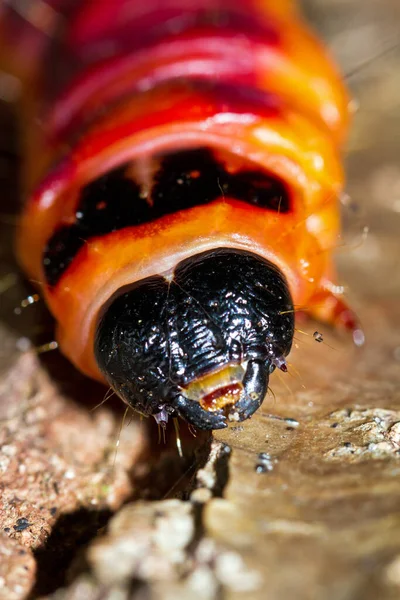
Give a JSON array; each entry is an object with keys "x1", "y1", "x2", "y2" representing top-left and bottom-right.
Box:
[{"x1": 304, "y1": 0, "x2": 400, "y2": 301}]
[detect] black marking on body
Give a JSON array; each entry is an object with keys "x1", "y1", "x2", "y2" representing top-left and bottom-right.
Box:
[{"x1": 43, "y1": 147, "x2": 290, "y2": 286}]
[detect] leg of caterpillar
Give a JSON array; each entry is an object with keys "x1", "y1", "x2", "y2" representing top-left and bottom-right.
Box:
[{"x1": 307, "y1": 287, "x2": 365, "y2": 347}]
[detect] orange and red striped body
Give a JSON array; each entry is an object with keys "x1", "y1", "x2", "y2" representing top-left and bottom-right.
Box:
[{"x1": 0, "y1": 1, "x2": 361, "y2": 427}]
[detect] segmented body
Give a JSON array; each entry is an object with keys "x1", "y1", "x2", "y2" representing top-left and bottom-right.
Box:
[{"x1": 0, "y1": 1, "x2": 360, "y2": 428}]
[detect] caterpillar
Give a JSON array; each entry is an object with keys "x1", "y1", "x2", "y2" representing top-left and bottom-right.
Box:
[{"x1": 0, "y1": 0, "x2": 363, "y2": 430}]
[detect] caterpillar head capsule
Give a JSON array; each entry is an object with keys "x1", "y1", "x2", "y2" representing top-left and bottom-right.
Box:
[{"x1": 94, "y1": 249, "x2": 294, "y2": 430}]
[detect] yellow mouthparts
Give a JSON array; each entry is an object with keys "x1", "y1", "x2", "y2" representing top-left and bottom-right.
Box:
[{"x1": 184, "y1": 364, "x2": 245, "y2": 412}]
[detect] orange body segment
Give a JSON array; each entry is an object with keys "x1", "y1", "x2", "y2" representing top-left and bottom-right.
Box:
[{"x1": 0, "y1": 0, "x2": 359, "y2": 384}]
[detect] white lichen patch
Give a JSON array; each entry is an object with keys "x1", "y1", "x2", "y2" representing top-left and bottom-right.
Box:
[
  {"x1": 385, "y1": 554, "x2": 400, "y2": 587},
  {"x1": 323, "y1": 408, "x2": 400, "y2": 461},
  {"x1": 215, "y1": 550, "x2": 263, "y2": 592}
]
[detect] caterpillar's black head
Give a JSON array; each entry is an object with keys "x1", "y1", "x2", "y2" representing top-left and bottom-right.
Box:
[{"x1": 94, "y1": 249, "x2": 294, "y2": 430}]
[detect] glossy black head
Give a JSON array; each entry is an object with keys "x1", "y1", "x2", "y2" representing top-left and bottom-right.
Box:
[{"x1": 94, "y1": 248, "x2": 294, "y2": 430}]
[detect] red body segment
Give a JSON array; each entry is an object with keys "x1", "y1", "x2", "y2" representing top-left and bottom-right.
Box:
[{"x1": 0, "y1": 1, "x2": 357, "y2": 383}]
